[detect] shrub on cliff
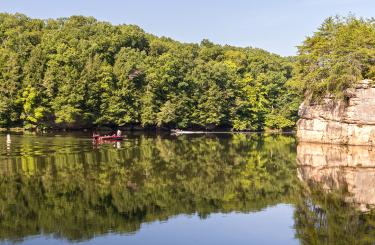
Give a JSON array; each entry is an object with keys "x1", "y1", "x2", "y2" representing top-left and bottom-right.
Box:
[{"x1": 294, "y1": 16, "x2": 375, "y2": 101}]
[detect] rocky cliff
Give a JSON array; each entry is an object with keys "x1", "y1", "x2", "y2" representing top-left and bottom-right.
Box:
[{"x1": 297, "y1": 79, "x2": 375, "y2": 145}]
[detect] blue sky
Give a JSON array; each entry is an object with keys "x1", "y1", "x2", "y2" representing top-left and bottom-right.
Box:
[{"x1": 0, "y1": 0, "x2": 374, "y2": 56}]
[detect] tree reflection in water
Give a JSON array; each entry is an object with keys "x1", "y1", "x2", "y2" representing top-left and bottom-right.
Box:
[
  {"x1": 0, "y1": 133, "x2": 299, "y2": 243},
  {"x1": 3, "y1": 134, "x2": 375, "y2": 244}
]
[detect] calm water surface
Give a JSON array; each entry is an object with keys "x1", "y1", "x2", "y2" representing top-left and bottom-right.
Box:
[{"x1": 0, "y1": 132, "x2": 375, "y2": 244}]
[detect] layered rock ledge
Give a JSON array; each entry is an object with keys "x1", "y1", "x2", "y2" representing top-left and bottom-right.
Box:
[{"x1": 297, "y1": 79, "x2": 375, "y2": 145}]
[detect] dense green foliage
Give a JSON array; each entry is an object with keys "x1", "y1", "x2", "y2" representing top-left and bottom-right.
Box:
[
  {"x1": 295, "y1": 16, "x2": 375, "y2": 100},
  {"x1": 0, "y1": 133, "x2": 299, "y2": 241},
  {"x1": 0, "y1": 13, "x2": 299, "y2": 130}
]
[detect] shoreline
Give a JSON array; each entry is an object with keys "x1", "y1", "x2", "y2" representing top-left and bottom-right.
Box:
[{"x1": 0, "y1": 127, "x2": 295, "y2": 135}]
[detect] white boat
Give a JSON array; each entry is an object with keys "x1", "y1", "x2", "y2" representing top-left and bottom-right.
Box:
[{"x1": 171, "y1": 129, "x2": 206, "y2": 135}]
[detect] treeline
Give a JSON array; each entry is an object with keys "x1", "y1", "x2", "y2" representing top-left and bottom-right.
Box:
[
  {"x1": 2, "y1": 14, "x2": 371, "y2": 130},
  {"x1": 0, "y1": 13, "x2": 300, "y2": 130}
]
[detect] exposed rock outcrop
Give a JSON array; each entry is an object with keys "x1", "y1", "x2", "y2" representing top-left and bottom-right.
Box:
[
  {"x1": 297, "y1": 143, "x2": 375, "y2": 212},
  {"x1": 297, "y1": 79, "x2": 375, "y2": 145}
]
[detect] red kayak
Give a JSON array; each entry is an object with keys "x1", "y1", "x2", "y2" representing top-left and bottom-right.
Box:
[{"x1": 93, "y1": 134, "x2": 124, "y2": 141}]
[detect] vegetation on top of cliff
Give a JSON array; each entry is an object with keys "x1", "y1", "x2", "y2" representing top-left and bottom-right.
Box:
[
  {"x1": 0, "y1": 13, "x2": 300, "y2": 130},
  {"x1": 294, "y1": 16, "x2": 375, "y2": 101}
]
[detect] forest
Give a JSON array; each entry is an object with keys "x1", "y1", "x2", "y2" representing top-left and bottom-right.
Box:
[
  {"x1": 0, "y1": 13, "x2": 299, "y2": 130},
  {"x1": 0, "y1": 14, "x2": 373, "y2": 130}
]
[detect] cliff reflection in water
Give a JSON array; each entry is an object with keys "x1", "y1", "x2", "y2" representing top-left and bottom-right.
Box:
[
  {"x1": 0, "y1": 133, "x2": 299, "y2": 243},
  {"x1": 295, "y1": 143, "x2": 375, "y2": 244},
  {"x1": 297, "y1": 143, "x2": 375, "y2": 211}
]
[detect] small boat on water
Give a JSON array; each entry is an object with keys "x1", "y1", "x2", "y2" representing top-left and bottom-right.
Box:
[
  {"x1": 93, "y1": 135, "x2": 123, "y2": 141},
  {"x1": 171, "y1": 129, "x2": 206, "y2": 135},
  {"x1": 93, "y1": 130, "x2": 124, "y2": 141}
]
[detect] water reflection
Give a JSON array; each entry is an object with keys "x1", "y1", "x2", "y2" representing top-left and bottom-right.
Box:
[
  {"x1": 295, "y1": 143, "x2": 375, "y2": 244},
  {"x1": 5, "y1": 133, "x2": 375, "y2": 244},
  {"x1": 297, "y1": 143, "x2": 375, "y2": 211},
  {"x1": 0, "y1": 133, "x2": 299, "y2": 243}
]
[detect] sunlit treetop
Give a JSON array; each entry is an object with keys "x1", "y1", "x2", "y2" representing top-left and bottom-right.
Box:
[{"x1": 295, "y1": 15, "x2": 375, "y2": 101}]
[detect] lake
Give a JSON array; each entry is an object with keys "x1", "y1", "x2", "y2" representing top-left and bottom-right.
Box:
[{"x1": 1, "y1": 132, "x2": 375, "y2": 244}]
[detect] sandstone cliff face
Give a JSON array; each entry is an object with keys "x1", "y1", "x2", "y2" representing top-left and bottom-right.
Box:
[
  {"x1": 297, "y1": 80, "x2": 375, "y2": 145},
  {"x1": 297, "y1": 143, "x2": 375, "y2": 212}
]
